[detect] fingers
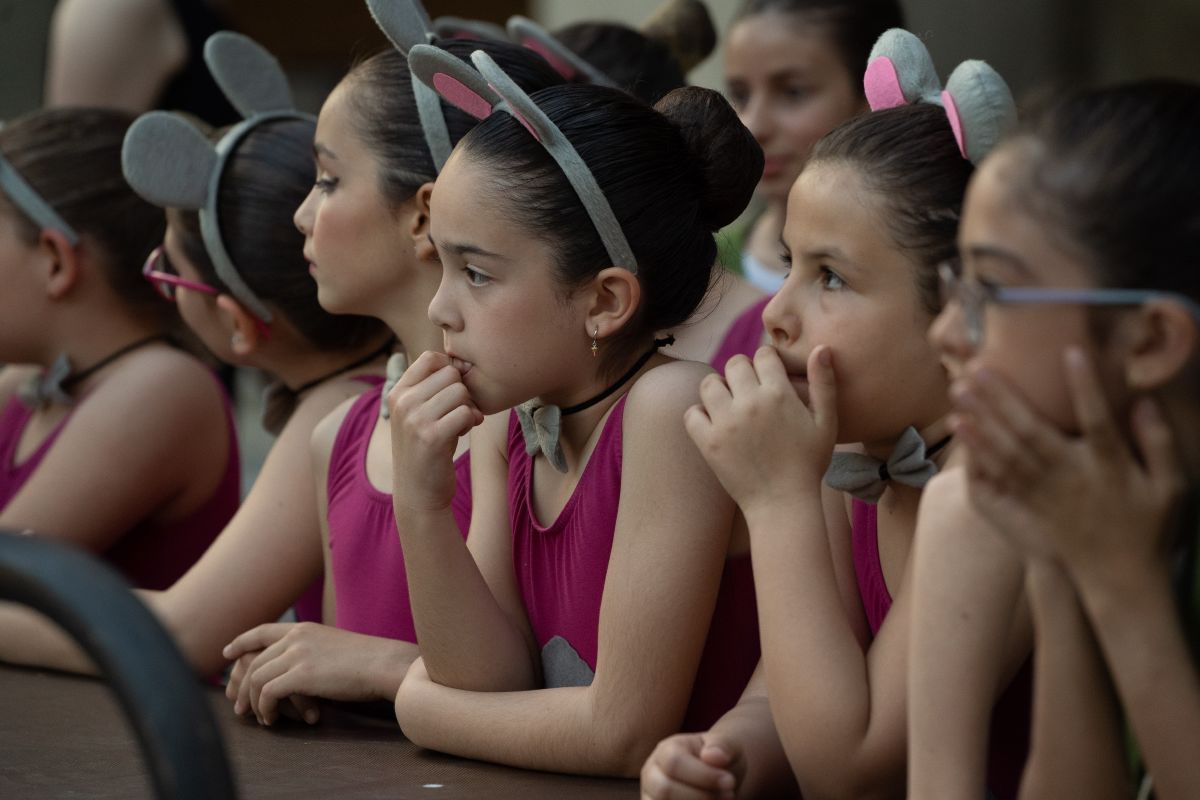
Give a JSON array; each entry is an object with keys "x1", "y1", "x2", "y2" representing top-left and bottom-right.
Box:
[
  {"x1": 641, "y1": 735, "x2": 735, "y2": 800},
  {"x1": 1131, "y1": 398, "x2": 1183, "y2": 497},
  {"x1": 393, "y1": 350, "x2": 453, "y2": 391},
  {"x1": 223, "y1": 623, "x2": 289, "y2": 661},
  {"x1": 1063, "y1": 348, "x2": 1121, "y2": 453},
  {"x1": 951, "y1": 381, "x2": 1041, "y2": 487},
  {"x1": 966, "y1": 368, "x2": 1061, "y2": 464},
  {"x1": 805, "y1": 346, "x2": 837, "y2": 434},
  {"x1": 697, "y1": 372, "x2": 732, "y2": 419},
  {"x1": 723, "y1": 353, "x2": 760, "y2": 395}
]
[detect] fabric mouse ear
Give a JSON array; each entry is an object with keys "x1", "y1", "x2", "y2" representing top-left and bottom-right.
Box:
[
  {"x1": 433, "y1": 16, "x2": 510, "y2": 42},
  {"x1": 121, "y1": 111, "x2": 217, "y2": 210},
  {"x1": 203, "y1": 32, "x2": 295, "y2": 117},
  {"x1": 640, "y1": 0, "x2": 717, "y2": 75},
  {"x1": 469, "y1": 49, "x2": 638, "y2": 274},
  {"x1": 864, "y1": 28, "x2": 942, "y2": 111},
  {"x1": 506, "y1": 15, "x2": 617, "y2": 88},
  {"x1": 942, "y1": 60, "x2": 1017, "y2": 164},
  {"x1": 409, "y1": 43, "x2": 500, "y2": 121},
  {"x1": 365, "y1": 0, "x2": 436, "y2": 53}
]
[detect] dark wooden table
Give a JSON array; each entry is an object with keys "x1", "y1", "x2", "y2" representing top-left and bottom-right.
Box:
[{"x1": 0, "y1": 665, "x2": 639, "y2": 799}]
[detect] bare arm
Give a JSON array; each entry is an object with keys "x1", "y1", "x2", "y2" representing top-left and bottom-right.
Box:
[
  {"x1": 907, "y1": 465, "x2": 1033, "y2": 799},
  {"x1": 1017, "y1": 559, "x2": 1130, "y2": 800}
]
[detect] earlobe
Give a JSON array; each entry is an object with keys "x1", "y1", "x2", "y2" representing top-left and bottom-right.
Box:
[
  {"x1": 39, "y1": 229, "x2": 81, "y2": 299},
  {"x1": 215, "y1": 294, "x2": 260, "y2": 357},
  {"x1": 584, "y1": 267, "x2": 641, "y2": 340},
  {"x1": 1124, "y1": 300, "x2": 1198, "y2": 391}
]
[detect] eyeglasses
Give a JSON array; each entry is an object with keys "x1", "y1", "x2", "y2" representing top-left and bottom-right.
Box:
[
  {"x1": 142, "y1": 246, "x2": 271, "y2": 337},
  {"x1": 142, "y1": 246, "x2": 220, "y2": 301},
  {"x1": 937, "y1": 259, "x2": 1200, "y2": 348}
]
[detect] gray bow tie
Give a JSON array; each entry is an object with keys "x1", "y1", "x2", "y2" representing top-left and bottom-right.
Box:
[
  {"x1": 16, "y1": 354, "x2": 74, "y2": 409},
  {"x1": 378, "y1": 353, "x2": 410, "y2": 421},
  {"x1": 824, "y1": 426, "x2": 950, "y2": 503},
  {"x1": 516, "y1": 401, "x2": 568, "y2": 473}
]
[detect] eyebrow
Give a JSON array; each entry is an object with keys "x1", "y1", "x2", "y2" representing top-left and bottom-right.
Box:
[
  {"x1": 312, "y1": 143, "x2": 337, "y2": 161},
  {"x1": 966, "y1": 244, "x2": 1035, "y2": 280},
  {"x1": 427, "y1": 234, "x2": 508, "y2": 261}
]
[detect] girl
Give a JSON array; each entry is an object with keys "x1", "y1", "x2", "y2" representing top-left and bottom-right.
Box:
[
  {"x1": 0, "y1": 33, "x2": 391, "y2": 691},
  {"x1": 0, "y1": 107, "x2": 237, "y2": 589},
  {"x1": 642, "y1": 29, "x2": 1025, "y2": 799},
  {"x1": 220, "y1": 29, "x2": 566, "y2": 725},
  {"x1": 669, "y1": 0, "x2": 903, "y2": 370},
  {"x1": 385, "y1": 48, "x2": 762, "y2": 776},
  {"x1": 925, "y1": 81, "x2": 1200, "y2": 799}
]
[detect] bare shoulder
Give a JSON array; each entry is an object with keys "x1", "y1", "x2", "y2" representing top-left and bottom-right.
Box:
[
  {"x1": 85, "y1": 347, "x2": 226, "y2": 433},
  {"x1": 624, "y1": 358, "x2": 712, "y2": 420},
  {"x1": 310, "y1": 393, "x2": 363, "y2": 461},
  {"x1": 918, "y1": 459, "x2": 972, "y2": 523}
]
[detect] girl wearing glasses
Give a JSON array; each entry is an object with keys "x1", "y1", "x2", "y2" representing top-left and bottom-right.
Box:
[
  {"x1": 922, "y1": 82, "x2": 1200, "y2": 799},
  {"x1": 0, "y1": 107, "x2": 238, "y2": 588},
  {"x1": 643, "y1": 32, "x2": 1030, "y2": 799}
]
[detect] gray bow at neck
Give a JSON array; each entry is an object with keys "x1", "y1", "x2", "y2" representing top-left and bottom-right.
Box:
[
  {"x1": 824, "y1": 426, "x2": 949, "y2": 504},
  {"x1": 17, "y1": 354, "x2": 74, "y2": 409},
  {"x1": 516, "y1": 401, "x2": 568, "y2": 473}
]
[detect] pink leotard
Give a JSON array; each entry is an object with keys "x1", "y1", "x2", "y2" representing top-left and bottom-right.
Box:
[
  {"x1": 0, "y1": 373, "x2": 239, "y2": 590},
  {"x1": 508, "y1": 393, "x2": 760, "y2": 731},
  {"x1": 325, "y1": 383, "x2": 471, "y2": 640}
]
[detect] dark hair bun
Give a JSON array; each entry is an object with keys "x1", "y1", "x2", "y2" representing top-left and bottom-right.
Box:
[{"x1": 655, "y1": 86, "x2": 763, "y2": 230}]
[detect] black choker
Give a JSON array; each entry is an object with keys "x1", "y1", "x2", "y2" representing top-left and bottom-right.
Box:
[
  {"x1": 560, "y1": 335, "x2": 675, "y2": 416},
  {"x1": 288, "y1": 338, "x2": 396, "y2": 396},
  {"x1": 18, "y1": 334, "x2": 167, "y2": 408}
]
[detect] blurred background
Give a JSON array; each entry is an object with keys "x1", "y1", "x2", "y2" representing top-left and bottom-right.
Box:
[{"x1": 4, "y1": 0, "x2": 1200, "y2": 121}]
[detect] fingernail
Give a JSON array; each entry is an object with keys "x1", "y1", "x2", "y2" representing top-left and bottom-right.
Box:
[
  {"x1": 305, "y1": 709, "x2": 319, "y2": 725},
  {"x1": 221, "y1": 645, "x2": 232, "y2": 658},
  {"x1": 718, "y1": 773, "x2": 735, "y2": 790},
  {"x1": 817, "y1": 347, "x2": 831, "y2": 367},
  {"x1": 1064, "y1": 347, "x2": 1085, "y2": 368}
]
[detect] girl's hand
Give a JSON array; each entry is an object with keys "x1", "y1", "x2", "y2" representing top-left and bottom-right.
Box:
[
  {"x1": 684, "y1": 345, "x2": 837, "y2": 513},
  {"x1": 640, "y1": 732, "x2": 743, "y2": 800},
  {"x1": 951, "y1": 347, "x2": 1184, "y2": 588},
  {"x1": 222, "y1": 623, "x2": 411, "y2": 726},
  {"x1": 387, "y1": 351, "x2": 483, "y2": 513},
  {"x1": 224, "y1": 645, "x2": 320, "y2": 725}
]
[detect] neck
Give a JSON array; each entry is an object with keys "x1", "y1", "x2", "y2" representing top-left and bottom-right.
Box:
[{"x1": 263, "y1": 332, "x2": 394, "y2": 393}]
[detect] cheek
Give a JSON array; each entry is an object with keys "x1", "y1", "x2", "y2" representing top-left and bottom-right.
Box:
[{"x1": 975, "y1": 313, "x2": 1088, "y2": 430}]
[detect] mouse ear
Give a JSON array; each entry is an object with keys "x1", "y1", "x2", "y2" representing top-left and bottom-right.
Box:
[
  {"x1": 121, "y1": 111, "x2": 217, "y2": 210},
  {"x1": 942, "y1": 60, "x2": 1017, "y2": 164},
  {"x1": 365, "y1": 0, "x2": 435, "y2": 54},
  {"x1": 409, "y1": 43, "x2": 501, "y2": 121},
  {"x1": 640, "y1": 0, "x2": 717, "y2": 75},
  {"x1": 203, "y1": 32, "x2": 295, "y2": 117},
  {"x1": 506, "y1": 15, "x2": 617, "y2": 87},
  {"x1": 432, "y1": 16, "x2": 510, "y2": 42},
  {"x1": 863, "y1": 28, "x2": 942, "y2": 111}
]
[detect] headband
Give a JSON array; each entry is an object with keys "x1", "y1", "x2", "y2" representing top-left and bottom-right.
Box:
[
  {"x1": 122, "y1": 32, "x2": 314, "y2": 322},
  {"x1": 0, "y1": 149, "x2": 80, "y2": 245},
  {"x1": 506, "y1": 16, "x2": 618, "y2": 88},
  {"x1": 432, "y1": 16, "x2": 511, "y2": 43},
  {"x1": 409, "y1": 45, "x2": 638, "y2": 274},
  {"x1": 863, "y1": 28, "x2": 1016, "y2": 164},
  {"x1": 365, "y1": 0, "x2": 455, "y2": 173}
]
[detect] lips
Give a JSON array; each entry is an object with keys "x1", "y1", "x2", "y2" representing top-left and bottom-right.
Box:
[{"x1": 761, "y1": 156, "x2": 790, "y2": 179}]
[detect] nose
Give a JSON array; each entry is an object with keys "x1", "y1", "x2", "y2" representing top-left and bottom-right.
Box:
[
  {"x1": 739, "y1": 93, "x2": 772, "y2": 147},
  {"x1": 294, "y1": 187, "x2": 317, "y2": 236},
  {"x1": 928, "y1": 299, "x2": 974, "y2": 360},
  {"x1": 762, "y1": 280, "x2": 797, "y2": 348},
  {"x1": 426, "y1": 270, "x2": 459, "y2": 331}
]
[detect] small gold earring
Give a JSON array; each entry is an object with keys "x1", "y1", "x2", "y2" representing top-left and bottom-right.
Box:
[{"x1": 590, "y1": 326, "x2": 599, "y2": 358}]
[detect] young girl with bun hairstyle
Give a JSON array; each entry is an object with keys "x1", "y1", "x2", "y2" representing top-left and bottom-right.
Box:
[
  {"x1": 643, "y1": 29, "x2": 1027, "y2": 799},
  {"x1": 921, "y1": 81, "x2": 1200, "y2": 800},
  {"x1": 0, "y1": 106, "x2": 238, "y2": 588},
  {"x1": 218, "y1": 0, "x2": 567, "y2": 725},
  {"x1": 385, "y1": 45, "x2": 763, "y2": 775}
]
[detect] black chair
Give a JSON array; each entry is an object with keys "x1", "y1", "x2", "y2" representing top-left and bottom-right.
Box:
[{"x1": 0, "y1": 531, "x2": 236, "y2": 799}]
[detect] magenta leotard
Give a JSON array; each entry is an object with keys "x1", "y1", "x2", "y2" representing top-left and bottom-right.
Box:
[
  {"x1": 709, "y1": 296, "x2": 771, "y2": 374},
  {"x1": 325, "y1": 383, "x2": 471, "y2": 641},
  {"x1": 851, "y1": 499, "x2": 1031, "y2": 800},
  {"x1": 508, "y1": 394, "x2": 760, "y2": 731},
  {"x1": 0, "y1": 374, "x2": 239, "y2": 590}
]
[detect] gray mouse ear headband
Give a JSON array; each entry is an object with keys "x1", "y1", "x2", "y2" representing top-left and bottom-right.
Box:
[
  {"x1": 432, "y1": 16, "x2": 511, "y2": 43},
  {"x1": 408, "y1": 45, "x2": 637, "y2": 274},
  {"x1": 863, "y1": 28, "x2": 1017, "y2": 165},
  {"x1": 0, "y1": 122, "x2": 80, "y2": 246},
  {"x1": 121, "y1": 31, "x2": 315, "y2": 323},
  {"x1": 365, "y1": 0, "x2": 457, "y2": 173},
  {"x1": 505, "y1": 15, "x2": 618, "y2": 89}
]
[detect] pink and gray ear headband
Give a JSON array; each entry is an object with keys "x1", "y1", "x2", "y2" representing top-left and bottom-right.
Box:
[
  {"x1": 122, "y1": 31, "x2": 315, "y2": 323},
  {"x1": 408, "y1": 44, "x2": 638, "y2": 275},
  {"x1": 864, "y1": 28, "x2": 1016, "y2": 165}
]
